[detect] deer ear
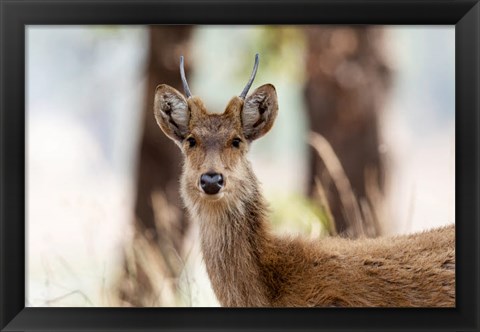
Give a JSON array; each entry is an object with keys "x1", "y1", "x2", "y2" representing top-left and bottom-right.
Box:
[
  {"x1": 241, "y1": 84, "x2": 278, "y2": 141},
  {"x1": 154, "y1": 84, "x2": 190, "y2": 142}
]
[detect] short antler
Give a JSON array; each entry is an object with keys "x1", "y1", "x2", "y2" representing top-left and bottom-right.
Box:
[
  {"x1": 180, "y1": 55, "x2": 192, "y2": 98},
  {"x1": 239, "y1": 53, "x2": 259, "y2": 99}
]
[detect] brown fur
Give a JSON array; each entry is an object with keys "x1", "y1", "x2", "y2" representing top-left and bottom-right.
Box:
[{"x1": 154, "y1": 84, "x2": 455, "y2": 307}]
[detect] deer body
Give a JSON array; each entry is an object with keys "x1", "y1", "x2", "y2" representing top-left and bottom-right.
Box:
[
  {"x1": 191, "y1": 169, "x2": 454, "y2": 307},
  {"x1": 154, "y1": 55, "x2": 455, "y2": 307}
]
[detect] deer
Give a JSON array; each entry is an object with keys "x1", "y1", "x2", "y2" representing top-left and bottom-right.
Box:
[{"x1": 153, "y1": 54, "x2": 455, "y2": 307}]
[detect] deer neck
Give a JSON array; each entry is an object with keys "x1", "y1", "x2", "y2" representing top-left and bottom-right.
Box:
[{"x1": 190, "y1": 174, "x2": 272, "y2": 306}]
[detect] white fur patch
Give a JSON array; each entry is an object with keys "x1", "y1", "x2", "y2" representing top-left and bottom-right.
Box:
[{"x1": 163, "y1": 92, "x2": 189, "y2": 125}]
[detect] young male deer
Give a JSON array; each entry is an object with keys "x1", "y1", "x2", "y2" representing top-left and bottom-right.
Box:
[{"x1": 153, "y1": 54, "x2": 455, "y2": 307}]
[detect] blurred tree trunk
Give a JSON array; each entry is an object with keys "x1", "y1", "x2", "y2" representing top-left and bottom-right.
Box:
[
  {"x1": 117, "y1": 26, "x2": 193, "y2": 306},
  {"x1": 135, "y1": 26, "x2": 192, "y2": 252},
  {"x1": 304, "y1": 26, "x2": 392, "y2": 238}
]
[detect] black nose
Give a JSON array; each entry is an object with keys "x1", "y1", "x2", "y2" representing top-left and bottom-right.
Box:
[{"x1": 200, "y1": 172, "x2": 224, "y2": 195}]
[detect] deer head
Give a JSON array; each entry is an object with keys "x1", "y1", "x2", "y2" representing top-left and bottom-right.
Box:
[{"x1": 154, "y1": 54, "x2": 278, "y2": 211}]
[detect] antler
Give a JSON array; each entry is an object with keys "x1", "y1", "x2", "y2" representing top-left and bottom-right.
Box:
[
  {"x1": 239, "y1": 53, "x2": 259, "y2": 99},
  {"x1": 181, "y1": 54, "x2": 259, "y2": 99},
  {"x1": 180, "y1": 55, "x2": 192, "y2": 98}
]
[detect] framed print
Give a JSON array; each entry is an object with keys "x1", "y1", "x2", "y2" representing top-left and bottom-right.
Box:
[{"x1": 1, "y1": 0, "x2": 479, "y2": 331}]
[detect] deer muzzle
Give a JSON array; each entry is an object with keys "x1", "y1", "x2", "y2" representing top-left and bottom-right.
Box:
[{"x1": 200, "y1": 172, "x2": 224, "y2": 195}]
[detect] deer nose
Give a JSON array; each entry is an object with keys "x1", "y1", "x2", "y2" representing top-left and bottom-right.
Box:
[{"x1": 200, "y1": 172, "x2": 224, "y2": 195}]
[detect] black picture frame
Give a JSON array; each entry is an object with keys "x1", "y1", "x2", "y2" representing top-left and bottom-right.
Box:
[{"x1": 1, "y1": 0, "x2": 479, "y2": 331}]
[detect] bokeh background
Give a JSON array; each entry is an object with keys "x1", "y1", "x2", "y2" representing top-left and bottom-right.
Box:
[{"x1": 26, "y1": 25, "x2": 455, "y2": 307}]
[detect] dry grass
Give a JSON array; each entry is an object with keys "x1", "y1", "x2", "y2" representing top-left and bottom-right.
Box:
[
  {"x1": 111, "y1": 191, "x2": 187, "y2": 307},
  {"x1": 309, "y1": 132, "x2": 383, "y2": 238}
]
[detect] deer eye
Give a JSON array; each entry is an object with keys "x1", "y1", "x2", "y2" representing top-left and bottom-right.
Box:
[
  {"x1": 186, "y1": 137, "x2": 196, "y2": 148},
  {"x1": 232, "y1": 137, "x2": 242, "y2": 148}
]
